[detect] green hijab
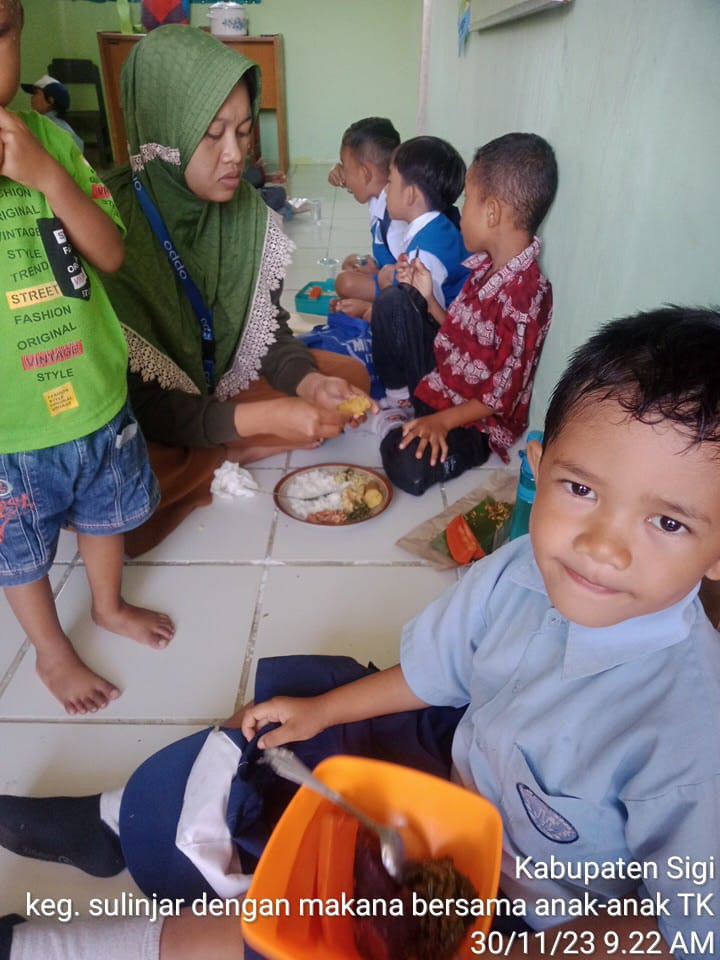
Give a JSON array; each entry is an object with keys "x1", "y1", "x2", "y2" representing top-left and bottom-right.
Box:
[{"x1": 103, "y1": 25, "x2": 293, "y2": 397}]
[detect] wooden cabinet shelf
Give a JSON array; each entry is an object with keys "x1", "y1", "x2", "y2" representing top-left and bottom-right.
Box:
[{"x1": 97, "y1": 31, "x2": 288, "y2": 172}]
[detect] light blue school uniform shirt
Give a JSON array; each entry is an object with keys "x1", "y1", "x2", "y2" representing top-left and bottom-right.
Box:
[{"x1": 401, "y1": 535, "x2": 720, "y2": 957}]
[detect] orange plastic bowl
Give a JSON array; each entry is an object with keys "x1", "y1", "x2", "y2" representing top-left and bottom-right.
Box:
[{"x1": 242, "y1": 755, "x2": 503, "y2": 960}]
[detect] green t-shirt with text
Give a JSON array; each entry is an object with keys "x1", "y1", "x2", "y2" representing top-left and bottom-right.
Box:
[{"x1": 0, "y1": 112, "x2": 128, "y2": 454}]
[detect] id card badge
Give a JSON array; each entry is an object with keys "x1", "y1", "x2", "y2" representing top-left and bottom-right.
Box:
[{"x1": 37, "y1": 217, "x2": 91, "y2": 301}]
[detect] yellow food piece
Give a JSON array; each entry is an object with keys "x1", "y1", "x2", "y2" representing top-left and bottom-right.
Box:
[
  {"x1": 338, "y1": 395, "x2": 372, "y2": 416},
  {"x1": 363, "y1": 487, "x2": 383, "y2": 509}
]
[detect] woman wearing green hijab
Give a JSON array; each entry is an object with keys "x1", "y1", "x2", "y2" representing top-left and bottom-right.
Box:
[{"x1": 101, "y1": 25, "x2": 372, "y2": 555}]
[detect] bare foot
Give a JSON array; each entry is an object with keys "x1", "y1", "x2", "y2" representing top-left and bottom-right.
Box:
[
  {"x1": 35, "y1": 640, "x2": 120, "y2": 715},
  {"x1": 92, "y1": 600, "x2": 175, "y2": 650},
  {"x1": 331, "y1": 297, "x2": 371, "y2": 321}
]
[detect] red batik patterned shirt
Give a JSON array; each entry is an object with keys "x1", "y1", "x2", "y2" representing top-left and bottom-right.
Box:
[{"x1": 414, "y1": 237, "x2": 552, "y2": 462}]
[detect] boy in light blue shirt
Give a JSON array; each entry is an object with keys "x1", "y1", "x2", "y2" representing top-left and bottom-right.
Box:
[{"x1": 1, "y1": 307, "x2": 719, "y2": 960}]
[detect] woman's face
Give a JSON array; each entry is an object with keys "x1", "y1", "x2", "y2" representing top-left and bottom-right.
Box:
[{"x1": 184, "y1": 80, "x2": 253, "y2": 202}]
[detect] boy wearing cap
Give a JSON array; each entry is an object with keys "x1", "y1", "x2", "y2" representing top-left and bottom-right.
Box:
[{"x1": 21, "y1": 74, "x2": 83, "y2": 152}]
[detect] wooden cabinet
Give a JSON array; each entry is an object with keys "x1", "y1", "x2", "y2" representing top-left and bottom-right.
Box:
[{"x1": 97, "y1": 31, "x2": 288, "y2": 172}]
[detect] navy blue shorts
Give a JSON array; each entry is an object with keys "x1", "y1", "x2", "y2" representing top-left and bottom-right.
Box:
[{"x1": 0, "y1": 400, "x2": 159, "y2": 587}]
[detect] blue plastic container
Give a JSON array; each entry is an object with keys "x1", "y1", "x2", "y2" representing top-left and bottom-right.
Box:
[
  {"x1": 509, "y1": 430, "x2": 543, "y2": 540},
  {"x1": 294, "y1": 279, "x2": 336, "y2": 317}
]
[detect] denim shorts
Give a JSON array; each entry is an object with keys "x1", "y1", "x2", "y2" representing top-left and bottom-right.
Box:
[{"x1": 0, "y1": 400, "x2": 159, "y2": 587}]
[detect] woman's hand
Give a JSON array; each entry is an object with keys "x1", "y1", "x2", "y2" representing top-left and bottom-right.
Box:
[
  {"x1": 399, "y1": 411, "x2": 452, "y2": 466},
  {"x1": 233, "y1": 696, "x2": 330, "y2": 749},
  {"x1": 233, "y1": 396, "x2": 348, "y2": 444},
  {"x1": 296, "y1": 372, "x2": 378, "y2": 423}
]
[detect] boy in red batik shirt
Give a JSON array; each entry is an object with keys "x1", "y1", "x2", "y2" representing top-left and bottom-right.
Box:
[{"x1": 371, "y1": 133, "x2": 557, "y2": 496}]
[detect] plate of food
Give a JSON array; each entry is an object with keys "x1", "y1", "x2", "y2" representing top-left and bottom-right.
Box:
[{"x1": 274, "y1": 464, "x2": 392, "y2": 525}]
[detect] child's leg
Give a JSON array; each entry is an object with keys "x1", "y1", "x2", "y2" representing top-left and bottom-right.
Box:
[
  {"x1": 335, "y1": 268, "x2": 378, "y2": 302},
  {"x1": 380, "y1": 423, "x2": 491, "y2": 497},
  {"x1": 371, "y1": 284, "x2": 438, "y2": 395},
  {"x1": 5, "y1": 915, "x2": 165, "y2": 960},
  {"x1": 2, "y1": 912, "x2": 243, "y2": 960},
  {"x1": 77, "y1": 532, "x2": 174, "y2": 649},
  {"x1": 4, "y1": 578, "x2": 120, "y2": 714}
]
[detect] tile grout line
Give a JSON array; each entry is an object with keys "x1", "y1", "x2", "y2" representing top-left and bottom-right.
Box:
[{"x1": 233, "y1": 458, "x2": 285, "y2": 712}]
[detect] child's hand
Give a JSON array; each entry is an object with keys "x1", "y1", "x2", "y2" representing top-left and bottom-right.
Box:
[
  {"x1": 395, "y1": 255, "x2": 434, "y2": 302},
  {"x1": 399, "y1": 411, "x2": 451, "y2": 466},
  {"x1": 0, "y1": 106, "x2": 59, "y2": 193},
  {"x1": 328, "y1": 162, "x2": 345, "y2": 187},
  {"x1": 235, "y1": 696, "x2": 329, "y2": 748}
]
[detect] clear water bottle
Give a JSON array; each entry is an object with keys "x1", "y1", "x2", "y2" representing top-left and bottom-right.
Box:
[{"x1": 509, "y1": 430, "x2": 543, "y2": 540}]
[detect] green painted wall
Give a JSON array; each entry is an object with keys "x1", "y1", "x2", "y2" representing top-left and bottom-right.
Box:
[
  {"x1": 12, "y1": 0, "x2": 422, "y2": 165},
  {"x1": 425, "y1": 0, "x2": 720, "y2": 425}
]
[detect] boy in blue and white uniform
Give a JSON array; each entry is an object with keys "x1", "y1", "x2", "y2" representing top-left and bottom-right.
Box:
[
  {"x1": 1, "y1": 307, "x2": 719, "y2": 960},
  {"x1": 382, "y1": 135, "x2": 469, "y2": 310},
  {"x1": 329, "y1": 117, "x2": 405, "y2": 321}
]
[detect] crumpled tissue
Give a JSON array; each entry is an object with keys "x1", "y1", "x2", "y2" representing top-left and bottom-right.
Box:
[{"x1": 210, "y1": 462, "x2": 259, "y2": 500}]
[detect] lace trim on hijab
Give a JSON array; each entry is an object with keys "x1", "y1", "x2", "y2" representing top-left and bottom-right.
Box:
[
  {"x1": 129, "y1": 142, "x2": 181, "y2": 174},
  {"x1": 215, "y1": 210, "x2": 296, "y2": 400},
  {"x1": 122, "y1": 325, "x2": 201, "y2": 395}
]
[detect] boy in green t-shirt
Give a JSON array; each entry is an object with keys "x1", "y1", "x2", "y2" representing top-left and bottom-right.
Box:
[{"x1": 0, "y1": 0, "x2": 174, "y2": 715}]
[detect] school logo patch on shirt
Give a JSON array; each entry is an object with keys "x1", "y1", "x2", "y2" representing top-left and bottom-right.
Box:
[{"x1": 516, "y1": 783, "x2": 579, "y2": 843}]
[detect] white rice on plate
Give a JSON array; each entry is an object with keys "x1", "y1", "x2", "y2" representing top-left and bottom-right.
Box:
[{"x1": 281, "y1": 469, "x2": 344, "y2": 520}]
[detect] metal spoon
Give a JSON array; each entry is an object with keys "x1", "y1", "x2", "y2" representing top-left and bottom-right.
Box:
[{"x1": 262, "y1": 746, "x2": 406, "y2": 880}]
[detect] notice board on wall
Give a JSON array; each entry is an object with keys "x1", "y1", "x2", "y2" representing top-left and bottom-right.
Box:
[{"x1": 471, "y1": 0, "x2": 572, "y2": 31}]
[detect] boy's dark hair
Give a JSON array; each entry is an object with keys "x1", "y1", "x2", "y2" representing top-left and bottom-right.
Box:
[
  {"x1": 341, "y1": 117, "x2": 400, "y2": 173},
  {"x1": 392, "y1": 136, "x2": 466, "y2": 213},
  {"x1": 470, "y1": 133, "x2": 557, "y2": 234},
  {"x1": 544, "y1": 307, "x2": 720, "y2": 450}
]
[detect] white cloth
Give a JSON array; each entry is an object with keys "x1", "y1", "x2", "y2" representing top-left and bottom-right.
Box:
[
  {"x1": 99, "y1": 787, "x2": 123, "y2": 836},
  {"x1": 10, "y1": 917, "x2": 162, "y2": 960},
  {"x1": 210, "y1": 462, "x2": 259, "y2": 500},
  {"x1": 175, "y1": 728, "x2": 253, "y2": 898}
]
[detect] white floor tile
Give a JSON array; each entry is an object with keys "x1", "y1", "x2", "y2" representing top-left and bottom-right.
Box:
[
  {"x1": 0, "y1": 565, "x2": 262, "y2": 721},
  {"x1": 328, "y1": 223, "x2": 374, "y2": 252},
  {"x1": 331, "y1": 196, "x2": 372, "y2": 220},
  {"x1": 284, "y1": 246, "x2": 333, "y2": 292},
  {"x1": 134, "y1": 469, "x2": 283, "y2": 563},
  {"x1": 287, "y1": 427, "x2": 383, "y2": 469},
  {"x1": 0, "y1": 722, "x2": 202, "y2": 916},
  {"x1": 246, "y1": 564, "x2": 456, "y2": 697}
]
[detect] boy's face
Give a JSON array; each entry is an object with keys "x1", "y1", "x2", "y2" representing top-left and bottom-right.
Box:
[
  {"x1": 527, "y1": 397, "x2": 720, "y2": 629},
  {"x1": 30, "y1": 88, "x2": 50, "y2": 114},
  {"x1": 460, "y1": 172, "x2": 491, "y2": 253},
  {"x1": 340, "y1": 146, "x2": 383, "y2": 204},
  {"x1": 0, "y1": 1, "x2": 22, "y2": 108},
  {"x1": 385, "y1": 163, "x2": 410, "y2": 220}
]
